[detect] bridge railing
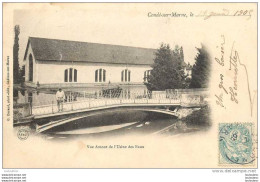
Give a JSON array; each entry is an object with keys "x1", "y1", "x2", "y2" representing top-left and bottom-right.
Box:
[
  {"x1": 30, "y1": 89, "x2": 209, "y2": 117},
  {"x1": 31, "y1": 92, "x2": 181, "y2": 116}
]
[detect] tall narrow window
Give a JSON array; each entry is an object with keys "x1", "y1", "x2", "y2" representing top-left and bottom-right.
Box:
[
  {"x1": 64, "y1": 69, "x2": 68, "y2": 82},
  {"x1": 144, "y1": 70, "x2": 151, "y2": 82},
  {"x1": 125, "y1": 69, "x2": 127, "y2": 82},
  {"x1": 29, "y1": 54, "x2": 33, "y2": 82},
  {"x1": 103, "y1": 69, "x2": 106, "y2": 82},
  {"x1": 74, "y1": 69, "x2": 77, "y2": 82},
  {"x1": 95, "y1": 70, "x2": 98, "y2": 82},
  {"x1": 69, "y1": 68, "x2": 73, "y2": 82},
  {"x1": 128, "y1": 71, "x2": 131, "y2": 82},
  {"x1": 64, "y1": 68, "x2": 78, "y2": 83},
  {"x1": 99, "y1": 68, "x2": 102, "y2": 82},
  {"x1": 121, "y1": 69, "x2": 131, "y2": 82},
  {"x1": 95, "y1": 69, "x2": 106, "y2": 82}
]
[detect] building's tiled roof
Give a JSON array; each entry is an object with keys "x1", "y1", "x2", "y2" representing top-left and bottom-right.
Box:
[{"x1": 25, "y1": 37, "x2": 157, "y2": 65}]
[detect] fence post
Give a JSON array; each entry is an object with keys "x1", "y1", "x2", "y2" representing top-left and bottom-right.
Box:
[
  {"x1": 120, "y1": 91, "x2": 123, "y2": 104},
  {"x1": 71, "y1": 102, "x2": 73, "y2": 111}
]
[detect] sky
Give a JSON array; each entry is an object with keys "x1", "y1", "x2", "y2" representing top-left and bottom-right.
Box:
[{"x1": 13, "y1": 4, "x2": 201, "y2": 67}]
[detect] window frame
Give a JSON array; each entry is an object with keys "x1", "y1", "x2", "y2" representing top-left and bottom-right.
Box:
[
  {"x1": 95, "y1": 68, "x2": 106, "y2": 83},
  {"x1": 64, "y1": 68, "x2": 78, "y2": 83},
  {"x1": 144, "y1": 70, "x2": 151, "y2": 82},
  {"x1": 121, "y1": 69, "x2": 131, "y2": 82}
]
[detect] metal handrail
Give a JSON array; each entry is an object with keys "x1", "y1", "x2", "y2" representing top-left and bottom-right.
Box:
[{"x1": 32, "y1": 97, "x2": 181, "y2": 116}]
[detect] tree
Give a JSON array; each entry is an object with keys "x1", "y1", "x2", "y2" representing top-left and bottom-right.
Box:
[
  {"x1": 20, "y1": 65, "x2": 25, "y2": 83},
  {"x1": 145, "y1": 43, "x2": 186, "y2": 91},
  {"x1": 190, "y1": 45, "x2": 211, "y2": 88},
  {"x1": 179, "y1": 46, "x2": 184, "y2": 62},
  {"x1": 13, "y1": 25, "x2": 20, "y2": 84}
]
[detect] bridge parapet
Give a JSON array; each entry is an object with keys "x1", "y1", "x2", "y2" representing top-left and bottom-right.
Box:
[
  {"x1": 32, "y1": 97, "x2": 181, "y2": 117},
  {"x1": 20, "y1": 88, "x2": 209, "y2": 118}
]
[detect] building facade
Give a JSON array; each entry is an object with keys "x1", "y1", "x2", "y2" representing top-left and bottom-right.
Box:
[{"x1": 23, "y1": 37, "x2": 191, "y2": 94}]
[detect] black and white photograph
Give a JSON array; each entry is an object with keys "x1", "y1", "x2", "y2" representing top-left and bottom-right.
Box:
[{"x1": 2, "y1": 2, "x2": 257, "y2": 171}]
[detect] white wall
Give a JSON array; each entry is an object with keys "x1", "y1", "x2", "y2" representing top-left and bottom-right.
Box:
[{"x1": 36, "y1": 61, "x2": 152, "y2": 84}]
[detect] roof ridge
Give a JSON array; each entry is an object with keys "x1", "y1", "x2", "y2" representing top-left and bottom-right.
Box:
[
  {"x1": 26, "y1": 37, "x2": 156, "y2": 65},
  {"x1": 29, "y1": 36, "x2": 157, "y2": 51}
]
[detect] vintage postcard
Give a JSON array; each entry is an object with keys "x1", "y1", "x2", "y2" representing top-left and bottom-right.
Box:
[{"x1": 2, "y1": 3, "x2": 257, "y2": 168}]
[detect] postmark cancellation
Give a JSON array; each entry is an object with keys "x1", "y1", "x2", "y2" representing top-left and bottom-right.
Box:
[{"x1": 219, "y1": 123, "x2": 256, "y2": 166}]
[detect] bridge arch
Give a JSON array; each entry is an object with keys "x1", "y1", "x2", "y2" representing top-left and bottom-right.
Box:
[{"x1": 36, "y1": 106, "x2": 179, "y2": 133}]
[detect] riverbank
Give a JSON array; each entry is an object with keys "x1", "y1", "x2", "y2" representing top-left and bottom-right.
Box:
[{"x1": 158, "y1": 105, "x2": 211, "y2": 135}]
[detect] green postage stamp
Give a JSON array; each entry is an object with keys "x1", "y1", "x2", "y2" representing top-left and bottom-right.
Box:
[{"x1": 219, "y1": 123, "x2": 256, "y2": 165}]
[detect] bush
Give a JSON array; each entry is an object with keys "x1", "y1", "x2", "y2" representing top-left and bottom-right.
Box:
[{"x1": 182, "y1": 106, "x2": 211, "y2": 127}]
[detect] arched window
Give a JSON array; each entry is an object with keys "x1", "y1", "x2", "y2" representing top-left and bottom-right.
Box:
[
  {"x1": 103, "y1": 69, "x2": 106, "y2": 82},
  {"x1": 69, "y1": 68, "x2": 73, "y2": 82},
  {"x1": 74, "y1": 69, "x2": 77, "y2": 82},
  {"x1": 121, "y1": 69, "x2": 131, "y2": 82},
  {"x1": 95, "y1": 69, "x2": 106, "y2": 82},
  {"x1": 64, "y1": 68, "x2": 78, "y2": 82},
  {"x1": 99, "y1": 68, "x2": 102, "y2": 82},
  {"x1": 64, "y1": 69, "x2": 68, "y2": 82},
  {"x1": 95, "y1": 70, "x2": 98, "y2": 82},
  {"x1": 144, "y1": 70, "x2": 151, "y2": 82},
  {"x1": 29, "y1": 54, "x2": 33, "y2": 82}
]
